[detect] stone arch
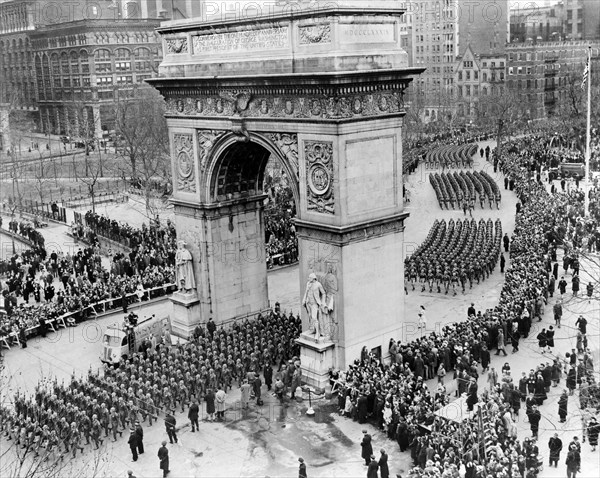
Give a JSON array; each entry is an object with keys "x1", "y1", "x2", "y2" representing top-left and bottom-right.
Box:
[{"x1": 203, "y1": 132, "x2": 300, "y2": 207}]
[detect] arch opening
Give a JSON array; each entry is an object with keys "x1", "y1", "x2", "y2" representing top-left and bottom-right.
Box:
[{"x1": 210, "y1": 139, "x2": 299, "y2": 269}]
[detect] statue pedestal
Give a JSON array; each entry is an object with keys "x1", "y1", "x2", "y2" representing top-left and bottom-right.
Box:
[
  {"x1": 170, "y1": 291, "x2": 201, "y2": 339},
  {"x1": 296, "y1": 333, "x2": 335, "y2": 390}
]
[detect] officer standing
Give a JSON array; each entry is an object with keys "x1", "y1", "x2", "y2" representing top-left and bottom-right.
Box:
[
  {"x1": 165, "y1": 413, "x2": 178, "y2": 444},
  {"x1": 128, "y1": 428, "x2": 139, "y2": 462}
]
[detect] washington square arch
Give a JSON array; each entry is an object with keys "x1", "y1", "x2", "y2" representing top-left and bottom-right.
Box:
[{"x1": 148, "y1": 2, "x2": 423, "y2": 386}]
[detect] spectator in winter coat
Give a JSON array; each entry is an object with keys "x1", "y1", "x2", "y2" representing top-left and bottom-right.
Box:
[{"x1": 558, "y1": 390, "x2": 568, "y2": 422}]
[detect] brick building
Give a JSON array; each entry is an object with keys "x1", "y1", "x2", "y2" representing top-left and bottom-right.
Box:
[
  {"x1": 30, "y1": 18, "x2": 162, "y2": 136},
  {"x1": 506, "y1": 40, "x2": 600, "y2": 119}
]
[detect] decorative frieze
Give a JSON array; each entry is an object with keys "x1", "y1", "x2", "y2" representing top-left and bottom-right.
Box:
[
  {"x1": 298, "y1": 24, "x2": 331, "y2": 44},
  {"x1": 165, "y1": 89, "x2": 405, "y2": 120},
  {"x1": 166, "y1": 37, "x2": 188, "y2": 54},
  {"x1": 304, "y1": 141, "x2": 334, "y2": 215},
  {"x1": 174, "y1": 133, "x2": 195, "y2": 193}
]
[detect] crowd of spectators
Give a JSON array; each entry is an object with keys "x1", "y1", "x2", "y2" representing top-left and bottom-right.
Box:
[
  {"x1": 264, "y1": 182, "x2": 298, "y2": 268},
  {"x1": 338, "y1": 134, "x2": 598, "y2": 477},
  {"x1": 1, "y1": 217, "x2": 46, "y2": 251},
  {"x1": 1, "y1": 215, "x2": 177, "y2": 344}
]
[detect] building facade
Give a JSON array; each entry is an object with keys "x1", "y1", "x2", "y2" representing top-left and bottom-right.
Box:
[
  {"x1": 506, "y1": 40, "x2": 600, "y2": 119},
  {"x1": 408, "y1": 0, "x2": 508, "y2": 122},
  {"x1": 30, "y1": 19, "x2": 162, "y2": 136},
  {"x1": 455, "y1": 45, "x2": 507, "y2": 120},
  {"x1": 510, "y1": 2, "x2": 566, "y2": 43},
  {"x1": 564, "y1": 0, "x2": 600, "y2": 41}
]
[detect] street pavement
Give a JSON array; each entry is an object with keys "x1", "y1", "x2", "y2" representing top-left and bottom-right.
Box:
[{"x1": 1, "y1": 140, "x2": 599, "y2": 478}]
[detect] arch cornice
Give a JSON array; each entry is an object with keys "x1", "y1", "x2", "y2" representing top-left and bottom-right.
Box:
[{"x1": 200, "y1": 131, "x2": 300, "y2": 207}]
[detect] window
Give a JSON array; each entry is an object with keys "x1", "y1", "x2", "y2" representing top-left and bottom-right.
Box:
[
  {"x1": 117, "y1": 75, "x2": 133, "y2": 85},
  {"x1": 466, "y1": 71, "x2": 471, "y2": 80},
  {"x1": 465, "y1": 85, "x2": 471, "y2": 96},
  {"x1": 115, "y1": 61, "x2": 130, "y2": 72},
  {"x1": 509, "y1": 67, "x2": 513, "y2": 75},
  {"x1": 97, "y1": 76, "x2": 113, "y2": 86},
  {"x1": 474, "y1": 71, "x2": 478, "y2": 80},
  {"x1": 458, "y1": 71, "x2": 463, "y2": 81},
  {"x1": 483, "y1": 72, "x2": 487, "y2": 82},
  {"x1": 517, "y1": 67, "x2": 523, "y2": 74}
]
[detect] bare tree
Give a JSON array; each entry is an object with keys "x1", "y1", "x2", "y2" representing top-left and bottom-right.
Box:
[
  {"x1": 64, "y1": 100, "x2": 99, "y2": 161},
  {"x1": 31, "y1": 159, "x2": 53, "y2": 208},
  {"x1": 476, "y1": 86, "x2": 525, "y2": 157},
  {"x1": 73, "y1": 153, "x2": 103, "y2": 213},
  {"x1": 114, "y1": 86, "x2": 170, "y2": 215}
]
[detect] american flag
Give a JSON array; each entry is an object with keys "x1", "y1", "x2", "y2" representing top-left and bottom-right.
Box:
[{"x1": 581, "y1": 55, "x2": 589, "y2": 91}]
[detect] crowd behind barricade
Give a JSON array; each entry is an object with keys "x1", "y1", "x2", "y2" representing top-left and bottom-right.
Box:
[
  {"x1": 498, "y1": 135, "x2": 600, "y2": 254},
  {"x1": 83, "y1": 211, "x2": 177, "y2": 256},
  {"x1": 1, "y1": 216, "x2": 177, "y2": 344},
  {"x1": 338, "y1": 136, "x2": 598, "y2": 478},
  {"x1": 1, "y1": 217, "x2": 46, "y2": 251},
  {"x1": 0, "y1": 310, "x2": 302, "y2": 462},
  {"x1": 405, "y1": 218, "x2": 501, "y2": 295}
]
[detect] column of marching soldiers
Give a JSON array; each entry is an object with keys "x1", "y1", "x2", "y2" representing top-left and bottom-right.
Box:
[
  {"x1": 405, "y1": 218, "x2": 502, "y2": 295},
  {"x1": 0, "y1": 311, "x2": 303, "y2": 462}
]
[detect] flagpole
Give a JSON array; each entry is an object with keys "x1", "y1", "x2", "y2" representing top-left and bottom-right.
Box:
[{"x1": 584, "y1": 46, "x2": 591, "y2": 217}]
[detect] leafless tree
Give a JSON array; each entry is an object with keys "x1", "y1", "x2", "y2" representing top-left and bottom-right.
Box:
[
  {"x1": 114, "y1": 86, "x2": 170, "y2": 215},
  {"x1": 476, "y1": 86, "x2": 526, "y2": 157},
  {"x1": 73, "y1": 153, "x2": 103, "y2": 213},
  {"x1": 31, "y1": 159, "x2": 54, "y2": 208}
]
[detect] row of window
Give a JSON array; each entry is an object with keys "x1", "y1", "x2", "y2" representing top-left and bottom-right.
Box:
[
  {"x1": 508, "y1": 49, "x2": 590, "y2": 61},
  {"x1": 415, "y1": 44, "x2": 454, "y2": 54}
]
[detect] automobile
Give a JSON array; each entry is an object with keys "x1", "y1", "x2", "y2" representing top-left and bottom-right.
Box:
[
  {"x1": 548, "y1": 162, "x2": 585, "y2": 181},
  {"x1": 100, "y1": 314, "x2": 172, "y2": 364}
]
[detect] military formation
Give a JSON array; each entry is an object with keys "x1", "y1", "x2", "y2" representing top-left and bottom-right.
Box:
[
  {"x1": 0, "y1": 310, "x2": 302, "y2": 464},
  {"x1": 430, "y1": 170, "x2": 502, "y2": 211},
  {"x1": 424, "y1": 143, "x2": 478, "y2": 169},
  {"x1": 405, "y1": 218, "x2": 502, "y2": 295}
]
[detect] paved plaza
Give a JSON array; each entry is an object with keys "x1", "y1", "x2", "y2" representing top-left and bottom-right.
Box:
[{"x1": 1, "y1": 139, "x2": 598, "y2": 478}]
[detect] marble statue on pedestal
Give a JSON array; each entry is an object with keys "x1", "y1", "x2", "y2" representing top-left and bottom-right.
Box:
[
  {"x1": 302, "y1": 272, "x2": 334, "y2": 341},
  {"x1": 175, "y1": 240, "x2": 196, "y2": 292}
]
